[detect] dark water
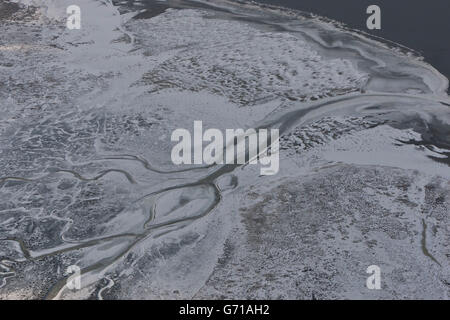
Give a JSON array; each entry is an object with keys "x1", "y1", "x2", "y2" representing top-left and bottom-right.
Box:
[{"x1": 253, "y1": 0, "x2": 450, "y2": 85}]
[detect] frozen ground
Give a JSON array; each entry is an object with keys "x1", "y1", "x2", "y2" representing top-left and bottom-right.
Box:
[{"x1": 0, "y1": 0, "x2": 449, "y2": 299}]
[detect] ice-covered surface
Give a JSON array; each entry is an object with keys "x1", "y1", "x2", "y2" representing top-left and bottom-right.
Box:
[
  {"x1": 0, "y1": 0, "x2": 449, "y2": 299},
  {"x1": 194, "y1": 165, "x2": 450, "y2": 299}
]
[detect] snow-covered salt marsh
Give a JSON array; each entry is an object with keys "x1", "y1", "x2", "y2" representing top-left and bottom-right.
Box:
[{"x1": 0, "y1": 0, "x2": 448, "y2": 299}]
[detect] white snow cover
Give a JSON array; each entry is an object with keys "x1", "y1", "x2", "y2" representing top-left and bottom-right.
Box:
[{"x1": 0, "y1": 0, "x2": 448, "y2": 299}]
